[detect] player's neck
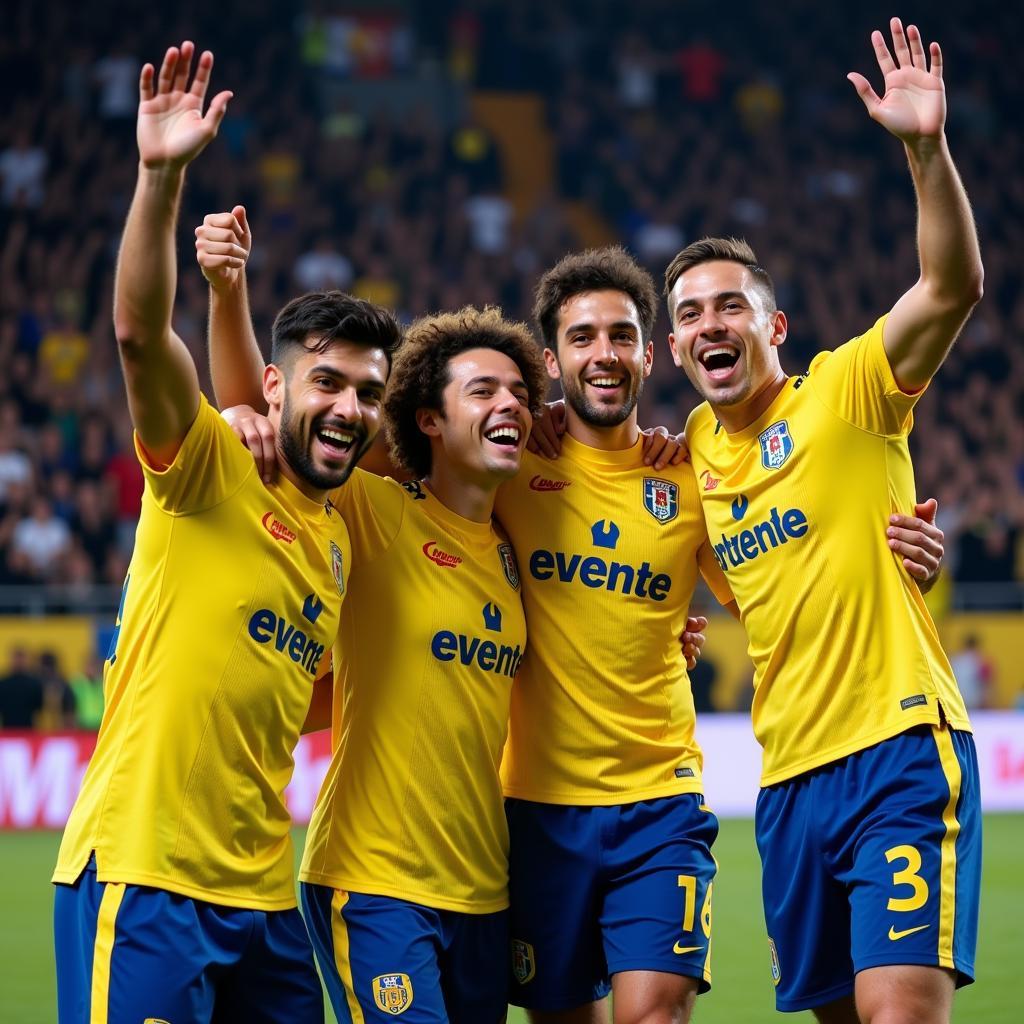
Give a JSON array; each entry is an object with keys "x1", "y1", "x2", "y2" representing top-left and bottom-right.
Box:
[
  {"x1": 276, "y1": 454, "x2": 330, "y2": 505},
  {"x1": 422, "y1": 463, "x2": 496, "y2": 524},
  {"x1": 714, "y1": 370, "x2": 789, "y2": 433},
  {"x1": 565, "y1": 405, "x2": 640, "y2": 452}
]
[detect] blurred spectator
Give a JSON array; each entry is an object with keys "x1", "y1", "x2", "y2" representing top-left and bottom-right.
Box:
[
  {"x1": 0, "y1": 130, "x2": 47, "y2": 208},
  {"x1": 36, "y1": 650, "x2": 77, "y2": 731},
  {"x1": 0, "y1": 647, "x2": 43, "y2": 728},
  {"x1": 949, "y1": 634, "x2": 994, "y2": 710},
  {"x1": 11, "y1": 496, "x2": 71, "y2": 579},
  {"x1": 294, "y1": 237, "x2": 354, "y2": 292},
  {"x1": 69, "y1": 654, "x2": 105, "y2": 731}
]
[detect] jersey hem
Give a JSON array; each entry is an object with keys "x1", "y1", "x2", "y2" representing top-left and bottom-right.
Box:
[
  {"x1": 51, "y1": 864, "x2": 297, "y2": 911},
  {"x1": 607, "y1": 958, "x2": 711, "y2": 990},
  {"x1": 852, "y1": 952, "x2": 975, "y2": 985},
  {"x1": 501, "y1": 778, "x2": 703, "y2": 806},
  {"x1": 759, "y1": 712, "x2": 972, "y2": 787},
  {"x1": 775, "y1": 979, "x2": 854, "y2": 1013},
  {"x1": 296, "y1": 872, "x2": 509, "y2": 915}
]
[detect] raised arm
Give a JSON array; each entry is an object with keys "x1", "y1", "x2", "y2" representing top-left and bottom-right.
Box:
[
  {"x1": 195, "y1": 207, "x2": 268, "y2": 413},
  {"x1": 114, "y1": 42, "x2": 231, "y2": 466},
  {"x1": 848, "y1": 18, "x2": 983, "y2": 392}
]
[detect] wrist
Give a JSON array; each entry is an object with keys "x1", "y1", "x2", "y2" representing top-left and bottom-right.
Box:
[
  {"x1": 138, "y1": 162, "x2": 186, "y2": 190},
  {"x1": 903, "y1": 134, "x2": 948, "y2": 164}
]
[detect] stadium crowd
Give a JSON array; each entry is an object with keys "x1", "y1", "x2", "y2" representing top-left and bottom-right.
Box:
[{"x1": 0, "y1": 0, "x2": 1020, "y2": 601}]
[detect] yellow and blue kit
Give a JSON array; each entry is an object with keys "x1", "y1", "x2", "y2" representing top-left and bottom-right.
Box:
[
  {"x1": 52, "y1": 396, "x2": 345, "y2": 1021},
  {"x1": 299, "y1": 470, "x2": 525, "y2": 1023},
  {"x1": 687, "y1": 317, "x2": 980, "y2": 1009},
  {"x1": 495, "y1": 436, "x2": 732, "y2": 1009}
]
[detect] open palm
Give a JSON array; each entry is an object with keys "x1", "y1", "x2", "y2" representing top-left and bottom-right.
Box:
[
  {"x1": 137, "y1": 41, "x2": 232, "y2": 169},
  {"x1": 848, "y1": 18, "x2": 945, "y2": 143}
]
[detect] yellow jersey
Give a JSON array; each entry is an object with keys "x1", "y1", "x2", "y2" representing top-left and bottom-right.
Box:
[
  {"x1": 54, "y1": 396, "x2": 349, "y2": 909},
  {"x1": 495, "y1": 435, "x2": 732, "y2": 805},
  {"x1": 686, "y1": 316, "x2": 970, "y2": 786},
  {"x1": 299, "y1": 471, "x2": 525, "y2": 914}
]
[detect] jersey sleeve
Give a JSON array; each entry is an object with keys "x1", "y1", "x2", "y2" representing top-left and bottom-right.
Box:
[
  {"x1": 806, "y1": 315, "x2": 923, "y2": 437},
  {"x1": 697, "y1": 540, "x2": 733, "y2": 607},
  {"x1": 327, "y1": 469, "x2": 405, "y2": 566},
  {"x1": 134, "y1": 395, "x2": 255, "y2": 514}
]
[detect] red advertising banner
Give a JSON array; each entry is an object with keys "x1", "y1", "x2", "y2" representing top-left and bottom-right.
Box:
[{"x1": 3, "y1": 713, "x2": 1024, "y2": 829}]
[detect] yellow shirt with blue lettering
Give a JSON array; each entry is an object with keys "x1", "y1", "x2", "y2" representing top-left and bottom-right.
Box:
[
  {"x1": 299, "y1": 471, "x2": 525, "y2": 914},
  {"x1": 495, "y1": 435, "x2": 732, "y2": 805},
  {"x1": 53, "y1": 396, "x2": 348, "y2": 909},
  {"x1": 686, "y1": 316, "x2": 971, "y2": 787}
]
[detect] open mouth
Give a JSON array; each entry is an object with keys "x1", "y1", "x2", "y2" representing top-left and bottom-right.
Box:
[
  {"x1": 484, "y1": 424, "x2": 522, "y2": 448},
  {"x1": 316, "y1": 425, "x2": 357, "y2": 457},
  {"x1": 586, "y1": 375, "x2": 626, "y2": 392},
  {"x1": 698, "y1": 345, "x2": 740, "y2": 380}
]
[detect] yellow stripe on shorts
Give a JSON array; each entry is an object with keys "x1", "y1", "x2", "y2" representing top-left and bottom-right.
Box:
[
  {"x1": 331, "y1": 889, "x2": 365, "y2": 1023},
  {"x1": 90, "y1": 881, "x2": 125, "y2": 1023},
  {"x1": 932, "y1": 725, "x2": 963, "y2": 970}
]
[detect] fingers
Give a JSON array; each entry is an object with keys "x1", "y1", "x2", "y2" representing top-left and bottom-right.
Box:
[
  {"x1": 912, "y1": 497, "x2": 938, "y2": 525},
  {"x1": 871, "y1": 28, "x2": 897, "y2": 76},
  {"x1": 254, "y1": 421, "x2": 279, "y2": 483},
  {"x1": 889, "y1": 17, "x2": 912, "y2": 69},
  {"x1": 685, "y1": 615, "x2": 709, "y2": 633},
  {"x1": 139, "y1": 63, "x2": 155, "y2": 102},
  {"x1": 642, "y1": 426, "x2": 670, "y2": 467},
  {"x1": 203, "y1": 89, "x2": 233, "y2": 133},
  {"x1": 906, "y1": 23, "x2": 927, "y2": 69},
  {"x1": 930, "y1": 41, "x2": 943, "y2": 79},
  {"x1": 189, "y1": 49, "x2": 214, "y2": 99},
  {"x1": 172, "y1": 40, "x2": 195, "y2": 94},
  {"x1": 846, "y1": 72, "x2": 880, "y2": 113},
  {"x1": 157, "y1": 46, "x2": 179, "y2": 94},
  {"x1": 232, "y1": 205, "x2": 251, "y2": 245},
  {"x1": 527, "y1": 415, "x2": 561, "y2": 458}
]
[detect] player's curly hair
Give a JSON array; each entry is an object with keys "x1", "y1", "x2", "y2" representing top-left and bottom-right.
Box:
[
  {"x1": 384, "y1": 306, "x2": 548, "y2": 479},
  {"x1": 533, "y1": 246, "x2": 658, "y2": 348},
  {"x1": 663, "y1": 237, "x2": 777, "y2": 321}
]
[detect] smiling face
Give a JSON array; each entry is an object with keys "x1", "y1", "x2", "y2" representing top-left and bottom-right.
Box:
[
  {"x1": 667, "y1": 260, "x2": 787, "y2": 412},
  {"x1": 265, "y1": 337, "x2": 389, "y2": 495},
  {"x1": 548, "y1": 289, "x2": 653, "y2": 428},
  {"x1": 416, "y1": 347, "x2": 533, "y2": 484}
]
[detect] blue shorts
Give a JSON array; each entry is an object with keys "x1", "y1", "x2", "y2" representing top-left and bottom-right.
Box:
[
  {"x1": 300, "y1": 884, "x2": 508, "y2": 1023},
  {"x1": 53, "y1": 855, "x2": 322, "y2": 1024},
  {"x1": 755, "y1": 725, "x2": 981, "y2": 1013},
  {"x1": 505, "y1": 793, "x2": 719, "y2": 1011}
]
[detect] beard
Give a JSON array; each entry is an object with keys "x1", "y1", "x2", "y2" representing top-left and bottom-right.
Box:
[
  {"x1": 278, "y1": 392, "x2": 371, "y2": 491},
  {"x1": 561, "y1": 369, "x2": 644, "y2": 428}
]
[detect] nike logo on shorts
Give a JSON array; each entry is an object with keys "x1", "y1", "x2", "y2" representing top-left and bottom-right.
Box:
[
  {"x1": 888, "y1": 923, "x2": 929, "y2": 941},
  {"x1": 673, "y1": 942, "x2": 704, "y2": 954}
]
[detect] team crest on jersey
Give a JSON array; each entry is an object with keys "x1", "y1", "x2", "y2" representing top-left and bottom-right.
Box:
[
  {"x1": 758, "y1": 421, "x2": 793, "y2": 470},
  {"x1": 643, "y1": 477, "x2": 679, "y2": 523},
  {"x1": 768, "y1": 938, "x2": 781, "y2": 986},
  {"x1": 511, "y1": 939, "x2": 536, "y2": 984},
  {"x1": 498, "y1": 542, "x2": 520, "y2": 589},
  {"x1": 372, "y1": 974, "x2": 413, "y2": 1015},
  {"x1": 330, "y1": 541, "x2": 345, "y2": 595}
]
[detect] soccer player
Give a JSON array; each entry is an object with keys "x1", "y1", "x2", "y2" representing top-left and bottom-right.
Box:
[
  {"x1": 199, "y1": 219, "x2": 550, "y2": 1021},
  {"x1": 51, "y1": 43, "x2": 401, "y2": 1022},
  {"x1": 664, "y1": 19, "x2": 982, "y2": 1024},
  {"x1": 489, "y1": 247, "x2": 732, "y2": 1024}
]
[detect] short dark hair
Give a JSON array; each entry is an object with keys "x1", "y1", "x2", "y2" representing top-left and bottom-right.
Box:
[
  {"x1": 533, "y1": 246, "x2": 658, "y2": 348},
  {"x1": 384, "y1": 306, "x2": 548, "y2": 478},
  {"x1": 270, "y1": 291, "x2": 403, "y2": 369},
  {"x1": 663, "y1": 237, "x2": 776, "y2": 315}
]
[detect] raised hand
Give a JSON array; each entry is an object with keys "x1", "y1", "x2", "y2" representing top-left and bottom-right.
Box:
[
  {"x1": 196, "y1": 206, "x2": 251, "y2": 291},
  {"x1": 137, "y1": 41, "x2": 232, "y2": 170},
  {"x1": 847, "y1": 18, "x2": 945, "y2": 144}
]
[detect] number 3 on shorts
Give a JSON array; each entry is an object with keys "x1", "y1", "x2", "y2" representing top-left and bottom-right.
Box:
[{"x1": 885, "y1": 844, "x2": 929, "y2": 912}]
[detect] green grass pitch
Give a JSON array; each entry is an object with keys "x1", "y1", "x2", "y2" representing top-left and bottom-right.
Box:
[{"x1": 2, "y1": 816, "x2": 1016, "y2": 1022}]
